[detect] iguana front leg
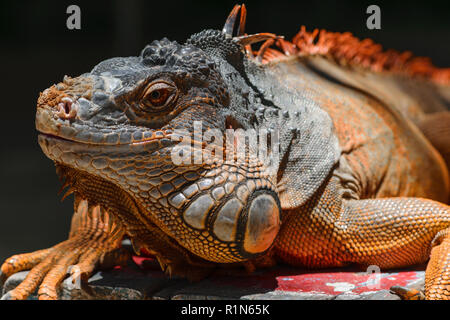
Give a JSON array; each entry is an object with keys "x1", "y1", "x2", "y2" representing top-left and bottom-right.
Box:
[
  {"x1": 0, "y1": 198, "x2": 127, "y2": 300},
  {"x1": 275, "y1": 178, "x2": 450, "y2": 300}
]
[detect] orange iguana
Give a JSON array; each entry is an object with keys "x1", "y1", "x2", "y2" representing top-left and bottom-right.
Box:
[{"x1": 1, "y1": 4, "x2": 449, "y2": 300}]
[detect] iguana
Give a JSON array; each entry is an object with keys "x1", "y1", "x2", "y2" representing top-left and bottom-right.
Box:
[{"x1": 1, "y1": 4, "x2": 449, "y2": 300}]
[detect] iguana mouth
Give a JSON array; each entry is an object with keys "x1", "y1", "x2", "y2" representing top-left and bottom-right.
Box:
[
  {"x1": 36, "y1": 106, "x2": 175, "y2": 147},
  {"x1": 38, "y1": 132, "x2": 73, "y2": 143},
  {"x1": 37, "y1": 129, "x2": 174, "y2": 148}
]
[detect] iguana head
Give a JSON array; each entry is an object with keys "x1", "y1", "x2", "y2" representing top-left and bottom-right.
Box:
[{"x1": 36, "y1": 5, "x2": 282, "y2": 264}]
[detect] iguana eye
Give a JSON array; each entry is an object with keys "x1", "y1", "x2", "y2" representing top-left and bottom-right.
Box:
[{"x1": 141, "y1": 81, "x2": 177, "y2": 110}]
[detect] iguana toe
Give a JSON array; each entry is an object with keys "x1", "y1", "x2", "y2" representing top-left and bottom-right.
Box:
[
  {"x1": 0, "y1": 202, "x2": 126, "y2": 300},
  {"x1": 1, "y1": 237, "x2": 123, "y2": 300}
]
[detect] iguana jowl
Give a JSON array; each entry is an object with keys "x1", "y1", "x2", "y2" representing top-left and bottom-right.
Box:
[{"x1": 1, "y1": 4, "x2": 449, "y2": 300}]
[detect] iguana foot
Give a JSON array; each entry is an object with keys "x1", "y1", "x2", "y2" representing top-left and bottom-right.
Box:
[
  {"x1": 1, "y1": 240, "x2": 84, "y2": 300},
  {"x1": 390, "y1": 286, "x2": 425, "y2": 300},
  {"x1": 1, "y1": 200, "x2": 125, "y2": 300}
]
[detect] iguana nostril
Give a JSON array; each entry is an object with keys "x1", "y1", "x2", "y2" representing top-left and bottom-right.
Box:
[
  {"x1": 56, "y1": 97, "x2": 77, "y2": 120},
  {"x1": 243, "y1": 193, "x2": 281, "y2": 254}
]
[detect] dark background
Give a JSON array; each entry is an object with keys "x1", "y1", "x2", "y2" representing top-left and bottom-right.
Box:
[{"x1": 0, "y1": 0, "x2": 449, "y2": 260}]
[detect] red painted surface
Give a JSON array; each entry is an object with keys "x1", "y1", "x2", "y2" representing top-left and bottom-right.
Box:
[
  {"x1": 274, "y1": 270, "x2": 423, "y2": 294},
  {"x1": 131, "y1": 255, "x2": 424, "y2": 295}
]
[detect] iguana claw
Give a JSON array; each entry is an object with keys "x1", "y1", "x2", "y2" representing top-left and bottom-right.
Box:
[{"x1": 1, "y1": 291, "x2": 13, "y2": 300}]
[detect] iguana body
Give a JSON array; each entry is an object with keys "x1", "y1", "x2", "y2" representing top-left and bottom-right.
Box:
[{"x1": 2, "y1": 5, "x2": 449, "y2": 300}]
